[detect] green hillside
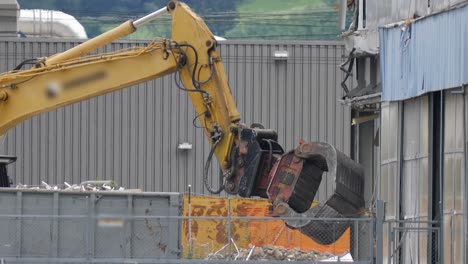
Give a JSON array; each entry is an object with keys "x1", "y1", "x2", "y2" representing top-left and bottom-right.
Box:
[
  {"x1": 236, "y1": 0, "x2": 327, "y2": 11},
  {"x1": 17, "y1": 0, "x2": 346, "y2": 41},
  {"x1": 225, "y1": 0, "x2": 341, "y2": 40}
]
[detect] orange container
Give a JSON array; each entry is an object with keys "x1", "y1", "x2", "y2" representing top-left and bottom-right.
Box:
[{"x1": 181, "y1": 195, "x2": 350, "y2": 258}]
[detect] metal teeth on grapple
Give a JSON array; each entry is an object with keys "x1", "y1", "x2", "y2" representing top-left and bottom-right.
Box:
[
  {"x1": 287, "y1": 160, "x2": 323, "y2": 213},
  {"x1": 286, "y1": 202, "x2": 350, "y2": 245},
  {"x1": 267, "y1": 142, "x2": 364, "y2": 216},
  {"x1": 266, "y1": 153, "x2": 323, "y2": 213},
  {"x1": 293, "y1": 142, "x2": 365, "y2": 216}
]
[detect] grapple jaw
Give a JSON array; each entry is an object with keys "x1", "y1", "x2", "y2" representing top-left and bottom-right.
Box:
[
  {"x1": 225, "y1": 133, "x2": 365, "y2": 218},
  {"x1": 267, "y1": 142, "x2": 365, "y2": 216},
  {"x1": 274, "y1": 202, "x2": 351, "y2": 245}
]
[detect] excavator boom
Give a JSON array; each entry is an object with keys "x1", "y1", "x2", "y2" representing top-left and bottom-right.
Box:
[
  {"x1": 0, "y1": 1, "x2": 240, "y2": 173},
  {"x1": 0, "y1": 0, "x2": 365, "y2": 248}
]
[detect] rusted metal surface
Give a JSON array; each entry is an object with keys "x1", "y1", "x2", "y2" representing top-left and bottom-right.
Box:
[
  {"x1": 267, "y1": 152, "x2": 323, "y2": 213},
  {"x1": 181, "y1": 195, "x2": 350, "y2": 259},
  {"x1": 267, "y1": 141, "x2": 364, "y2": 216},
  {"x1": 296, "y1": 142, "x2": 364, "y2": 216},
  {"x1": 225, "y1": 127, "x2": 283, "y2": 198}
]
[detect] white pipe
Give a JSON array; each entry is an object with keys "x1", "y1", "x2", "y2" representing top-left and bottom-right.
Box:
[
  {"x1": 338, "y1": 0, "x2": 347, "y2": 30},
  {"x1": 133, "y1": 7, "x2": 168, "y2": 28},
  {"x1": 358, "y1": 0, "x2": 364, "y2": 30}
]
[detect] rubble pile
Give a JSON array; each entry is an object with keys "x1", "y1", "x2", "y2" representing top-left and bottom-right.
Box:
[
  {"x1": 15, "y1": 180, "x2": 128, "y2": 191},
  {"x1": 207, "y1": 245, "x2": 337, "y2": 261}
]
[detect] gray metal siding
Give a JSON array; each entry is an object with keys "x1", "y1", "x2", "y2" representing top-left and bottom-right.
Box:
[
  {"x1": 379, "y1": 101, "x2": 401, "y2": 263},
  {"x1": 380, "y1": 101, "x2": 400, "y2": 219},
  {"x1": 379, "y1": 4, "x2": 468, "y2": 101},
  {"x1": 444, "y1": 90, "x2": 465, "y2": 264},
  {"x1": 0, "y1": 189, "x2": 181, "y2": 259},
  {"x1": 0, "y1": 38, "x2": 352, "y2": 199},
  {"x1": 379, "y1": 90, "x2": 467, "y2": 263},
  {"x1": 365, "y1": 0, "x2": 466, "y2": 30}
]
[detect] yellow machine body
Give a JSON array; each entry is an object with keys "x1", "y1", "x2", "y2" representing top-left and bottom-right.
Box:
[{"x1": 0, "y1": 1, "x2": 240, "y2": 170}]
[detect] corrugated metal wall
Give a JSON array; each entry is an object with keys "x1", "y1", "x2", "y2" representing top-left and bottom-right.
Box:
[
  {"x1": 379, "y1": 90, "x2": 467, "y2": 263},
  {"x1": 380, "y1": 102, "x2": 400, "y2": 220},
  {"x1": 0, "y1": 189, "x2": 181, "y2": 260},
  {"x1": 366, "y1": 0, "x2": 466, "y2": 30},
  {"x1": 400, "y1": 95, "x2": 430, "y2": 264},
  {"x1": 0, "y1": 38, "x2": 352, "y2": 199},
  {"x1": 379, "y1": 101, "x2": 400, "y2": 262},
  {"x1": 444, "y1": 90, "x2": 465, "y2": 264},
  {"x1": 379, "y1": 4, "x2": 468, "y2": 101}
]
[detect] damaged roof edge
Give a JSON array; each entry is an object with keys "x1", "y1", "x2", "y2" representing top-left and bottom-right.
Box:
[
  {"x1": 379, "y1": 4, "x2": 468, "y2": 102},
  {"x1": 380, "y1": 1, "x2": 468, "y2": 29}
]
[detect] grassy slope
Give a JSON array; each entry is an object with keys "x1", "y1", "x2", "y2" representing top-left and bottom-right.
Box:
[
  {"x1": 121, "y1": 0, "x2": 336, "y2": 40},
  {"x1": 236, "y1": 0, "x2": 327, "y2": 12},
  {"x1": 17, "y1": 0, "x2": 339, "y2": 40},
  {"x1": 224, "y1": 0, "x2": 339, "y2": 40}
]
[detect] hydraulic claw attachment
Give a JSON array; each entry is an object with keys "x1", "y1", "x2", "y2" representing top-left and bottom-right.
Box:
[
  {"x1": 268, "y1": 142, "x2": 365, "y2": 216},
  {"x1": 224, "y1": 126, "x2": 284, "y2": 197},
  {"x1": 273, "y1": 202, "x2": 350, "y2": 245},
  {"x1": 226, "y1": 137, "x2": 365, "y2": 223}
]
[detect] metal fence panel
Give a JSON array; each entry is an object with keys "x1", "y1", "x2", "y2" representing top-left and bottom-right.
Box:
[
  {"x1": 0, "y1": 38, "x2": 352, "y2": 198},
  {"x1": 2, "y1": 215, "x2": 373, "y2": 263},
  {"x1": 383, "y1": 219, "x2": 440, "y2": 264},
  {"x1": 181, "y1": 216, "x2": 373, "y2": 263},
  {"x1": 0, "y1": 190, "x2": 372, "y2": 263}
]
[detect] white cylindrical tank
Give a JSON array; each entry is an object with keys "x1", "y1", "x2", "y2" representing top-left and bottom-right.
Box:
[{"x1": 18, "y1": 9, "x2": 87, "y2": 39}]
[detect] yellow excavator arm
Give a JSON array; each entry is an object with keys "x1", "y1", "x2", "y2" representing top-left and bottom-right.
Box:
[
  {"x1": 0, "y1": 1, "x2": 240, "y2": 177},
  {"x1": 0, "y1": 2, "x2": 366, "y2": 240}
]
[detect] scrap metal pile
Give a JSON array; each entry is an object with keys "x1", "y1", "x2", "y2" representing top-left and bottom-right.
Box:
[{"x1": 14, "y1": 180, "x2": 129, "y2": 191}]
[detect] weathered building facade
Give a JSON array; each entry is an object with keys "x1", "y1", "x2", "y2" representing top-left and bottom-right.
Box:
[{"x1": 344, "y1": 0, "x2": 467, "y2": 262}]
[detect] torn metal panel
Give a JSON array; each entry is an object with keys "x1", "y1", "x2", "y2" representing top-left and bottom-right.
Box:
[
  {"x1": 339, "y1": 93, "x2": 381, "y2": 112},
  {"x1": 364, "y1": 0, "x2": 467, "y2": 30},
  {"x1": 343, "y1": 29, "x2": 380, "y2": 56},
  {"x1": 380, "y1": 4, "x2": 468, "y2": 101},
  {"x1": 343, "y1": 0, "x2": 468, "y2": 56}
]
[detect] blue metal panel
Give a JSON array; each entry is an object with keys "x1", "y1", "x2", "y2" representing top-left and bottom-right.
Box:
[{"x1": 380, "y1": 5, "x2": 468, "y2": 101}]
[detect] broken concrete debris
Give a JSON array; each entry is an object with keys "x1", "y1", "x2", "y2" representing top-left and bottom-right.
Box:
[{"x1": 207, "y1": 244, "x2": 339, "y2": 261}]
